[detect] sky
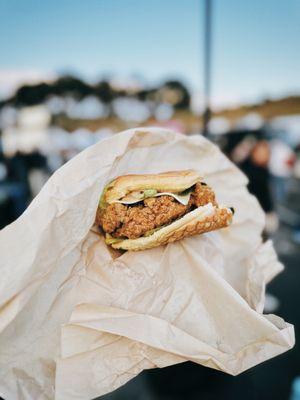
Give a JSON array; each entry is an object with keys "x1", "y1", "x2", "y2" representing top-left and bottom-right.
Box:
[{"x1": 0, "y1": 0, "x2": 299, "y2": 109}]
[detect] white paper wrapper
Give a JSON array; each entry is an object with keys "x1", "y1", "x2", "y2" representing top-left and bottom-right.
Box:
[{"x1": 0, "y1": 128, "x2": 294, "y2": 400}]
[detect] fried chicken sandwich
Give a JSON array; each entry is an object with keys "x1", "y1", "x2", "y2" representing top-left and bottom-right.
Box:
[{"x1": 96, "y1": 170, "x2": 233, "y2": 251}]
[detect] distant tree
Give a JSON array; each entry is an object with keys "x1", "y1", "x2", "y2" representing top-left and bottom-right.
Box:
[
  {"x1": 14, "y1": 83, "x2": 51, "y2": 106},
  {"x1": 136, "y1": 89, "x2": 152, "y2": 101},
  {"x1": 160, "y1": 80, "x2": 191, "y2": 109},
  {"x1": 1, "y1": 76, "x2": 192, "y2": 113},
  {"x1": 52, "y1": 75, "x2": 92, "y2": 99},
  {"x1": 11, "y1": 75, "x2": 93, "y2": 106},
  {"x1": 94, "y1": 81, "x2": 115, "y2": 103}
]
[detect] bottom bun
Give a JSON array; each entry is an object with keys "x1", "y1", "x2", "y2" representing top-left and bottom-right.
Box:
[{"x1": 111, "y1": 203, "x2": 233, "y2": 251}]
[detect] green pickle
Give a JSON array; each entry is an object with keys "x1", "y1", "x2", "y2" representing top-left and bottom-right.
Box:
[
  {"x1": 105, "y1": 234, "x2": 124, "y2": 245},
  {"x1": 143, "y1": 189, "x2": 157, "y2": 198},
  {"x1": 99, "y1": 181, "x2": 115, "y2": 209}
]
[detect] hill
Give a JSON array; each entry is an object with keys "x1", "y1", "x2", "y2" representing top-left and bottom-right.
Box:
[{"x1": 214, "y1": 95, "x2": 300, "y2": 122}]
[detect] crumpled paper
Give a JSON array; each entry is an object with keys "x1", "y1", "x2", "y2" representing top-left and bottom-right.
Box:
[{"x1": 0, "y1": 128, "x2": 294, "y2": 400}]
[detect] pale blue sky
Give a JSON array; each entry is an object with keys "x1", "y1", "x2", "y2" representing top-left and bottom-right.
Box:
[{"x1": 0, "y1": 0, "x2": 299, "y2": 107}]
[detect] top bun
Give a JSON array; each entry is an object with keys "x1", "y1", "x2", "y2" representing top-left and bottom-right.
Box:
[{"x1": 105, "y1": 170, "x2": 201, "y2": 204}]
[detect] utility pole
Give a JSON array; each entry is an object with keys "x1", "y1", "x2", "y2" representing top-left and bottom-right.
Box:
[{"x1": 203, "y1": 0, "x2": 212, "y2": 136}]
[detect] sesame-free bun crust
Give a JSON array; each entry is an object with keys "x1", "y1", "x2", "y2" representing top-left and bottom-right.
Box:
[
  {"x1": 105, "y1": 170, "x2": 201, "y2": 204},
  {"x1": 111, "y1": 203, "x2": 233, "y2": 251}
]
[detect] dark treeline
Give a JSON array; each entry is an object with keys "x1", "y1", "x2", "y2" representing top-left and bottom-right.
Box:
[{"x1": 0, "y1": 75, "x2": 191, "y2": 111}]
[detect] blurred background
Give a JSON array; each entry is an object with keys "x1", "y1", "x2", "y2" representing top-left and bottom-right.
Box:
[{"x1": 0, "y1": 0, "x2": 300, "y2": 399}]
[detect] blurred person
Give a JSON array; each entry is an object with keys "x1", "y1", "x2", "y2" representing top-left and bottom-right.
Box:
[
  {"x1": 240, "y1": 140, "x2": 273, "y2": 212},
  {"x1": 3, "y1": 151, "x2": 30, "y2": 217},
  {"x1": 276, "y1": 142, "x2": 300, "y2": 245},
  {"x1": 290, "y1": 377, "x2": 300, "y2": 400},
  {"x1": 0, "y1": 135, "x2": 16, "y2": 228},
  {"x1": 26, "y1": 150, "x2": 50, "y2": 197},
  {"x1": 228, "y1": 135, "x2": 273, "y2": 214},
  {"x1": 226, "y1": 133, "x2": 277, "y2": 235},
  {"x1": 293, "y1": 143, "x2": 300, "y2": 179},
  {"x1": 269, "y1": 138, "x2": 295, "y2": 204},
  {"x1": 1, "y1": 150, "x2": 49, "y2": 223}
]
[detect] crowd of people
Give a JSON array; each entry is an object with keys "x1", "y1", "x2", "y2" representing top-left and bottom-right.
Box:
[
  {"x1": 1, "y1": 122, "x2": 299, "y2": 235},
  {"x1": 0, "y1": 77, "x2": 299, "y2": 239},
  {"x1": 0, "y1": 92, "x2": 300, "y2": 400},
  {"x1": 218, "y1": 127, "x2": 300, "y2": 241}
]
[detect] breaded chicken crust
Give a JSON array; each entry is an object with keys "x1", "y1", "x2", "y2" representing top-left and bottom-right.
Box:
[{"x1": 97, "y1": 182, "x2": 216, "y2": 239}]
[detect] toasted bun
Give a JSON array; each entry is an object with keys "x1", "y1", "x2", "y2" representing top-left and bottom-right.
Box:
[
  {"x1": 105, "y1": 170, "x2": 201, "y2": 204},
  {"x1": 111, "y1": 204, "x2": 233, "y2": 251}
]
